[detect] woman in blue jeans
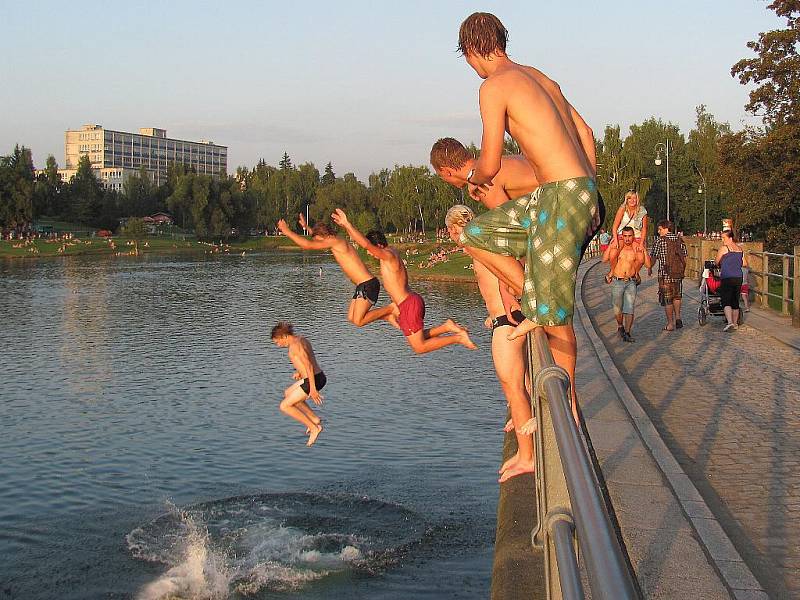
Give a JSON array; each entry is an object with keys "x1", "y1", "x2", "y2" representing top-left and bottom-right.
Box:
[{"x1": 715, "y1": 230, "x2": 749, "y2": 332}]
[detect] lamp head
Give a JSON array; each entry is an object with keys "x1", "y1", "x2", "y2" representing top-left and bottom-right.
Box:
[{"x1": 654, "y1": 155, "x2": 662, "y2": 166}]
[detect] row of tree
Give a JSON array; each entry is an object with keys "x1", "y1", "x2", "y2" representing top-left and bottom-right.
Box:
[{"x1": 1, "y1": 1, "x2": 797, "y2": 249}]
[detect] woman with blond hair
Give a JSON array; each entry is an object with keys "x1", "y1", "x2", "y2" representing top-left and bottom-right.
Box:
[{"x1": 611, "y1": 190, "x2": 648, "y2": 249}]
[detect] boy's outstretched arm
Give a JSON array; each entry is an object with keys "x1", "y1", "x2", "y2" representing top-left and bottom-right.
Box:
[
  {"x1": 331, "y1": 209, "x2": 392, "y2": 260},
  {"x1": 277, "y1": 219, "x2": 334, "y2": 251}
]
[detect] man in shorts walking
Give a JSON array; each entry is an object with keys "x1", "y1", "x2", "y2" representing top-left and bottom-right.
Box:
[
  {"x1": 271, "y1": 321, "x2": 326, "y2": 446},
  {"x1": 332, "y1": 208, "x2": 477, "y2": 354},
  {"x1": 603, "y1": 226, "x2": 649, "y2": 342},
  {"x1": 454, "y1": 12, "x2": 602, "y2": 423},
  {"x1": 278, "y1": 215, "x2": 397, "y2": 328},
  {"x1": 648, "y1": 220, "x2": 688, "y2": 331}
]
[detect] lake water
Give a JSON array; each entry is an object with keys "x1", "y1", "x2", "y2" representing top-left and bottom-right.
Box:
[{"x1": 0, "y1": 252, "x2": 508, "y2": 599}]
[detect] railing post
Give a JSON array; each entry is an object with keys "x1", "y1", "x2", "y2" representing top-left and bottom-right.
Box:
[
  {"x1": 762, "y1": 253, "x2": 770, "y2": 309},
  {"x1": 783, "y1": 255, "x2": 791, "y2": 316},
  {"x1": 793, "y1": 246, "x2": 800, "y2": 327}
]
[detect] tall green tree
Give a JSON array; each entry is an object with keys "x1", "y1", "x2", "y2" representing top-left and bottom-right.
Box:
[
  {"x1": 321, "y1": 162, "x2": 336, "y2": 186},
  {"x1": 719, "y1": 0, "x2": 800, "y2": 248},
  {"x1": 67, "y1": 155, "x2": 103, "y2": 225},
  {"x1": 731, "y1": 0, "x2": 800, "y2": 128},
  {"x1": 0, "y1": 145, "x2": 35, "y2": 229},
  {"x1": 33, "y1": 154, "x2": 62, "y2": 218},
  {"x1": 279, "y1": 152, "x2": 293, "y2": 171}
]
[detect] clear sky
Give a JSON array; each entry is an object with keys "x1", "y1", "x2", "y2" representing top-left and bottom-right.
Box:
[{"x1": 0, "y1": 1, "x2": 782, "y2": 180}]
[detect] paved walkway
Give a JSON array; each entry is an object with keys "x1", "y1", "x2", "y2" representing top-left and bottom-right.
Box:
[{"x1": 582, "y1": 261, "x2": 800, "y2": 599}]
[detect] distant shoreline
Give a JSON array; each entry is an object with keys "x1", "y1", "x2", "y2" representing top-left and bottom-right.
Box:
[{"x1": 1, "y1": 237, "x2": 478, "y2": 283}]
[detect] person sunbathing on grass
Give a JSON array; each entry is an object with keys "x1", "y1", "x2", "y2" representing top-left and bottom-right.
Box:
[
  {"x1": 331, "y1": 208, "x2": 477, "y2": 354},
  {"x1": 277, "y1": 214, "x2": 397, "y2": 328}
]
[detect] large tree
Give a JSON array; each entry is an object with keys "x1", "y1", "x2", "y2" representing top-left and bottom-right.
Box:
[
  {"x1": 0, "y1": 145, "x2": 35, "y2": 229},
  {"x1": 719, "y1": 0, "x2": 800, "y2": 249}
]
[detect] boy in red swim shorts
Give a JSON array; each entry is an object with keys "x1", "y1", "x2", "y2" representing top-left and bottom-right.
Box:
[{"x1": 332, "y1": 208, "x2": 477, "y2": 354}]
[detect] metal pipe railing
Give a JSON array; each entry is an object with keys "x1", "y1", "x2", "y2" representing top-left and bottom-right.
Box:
[{"x1": 529, "y1": 326, "x2": 638, "y2": 600}]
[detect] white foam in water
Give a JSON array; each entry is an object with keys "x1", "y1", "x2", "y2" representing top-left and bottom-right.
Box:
[
  {"x1": 131, "y1": 501, "x2": 368, "y2": 599},
  {"x1": 136, "y1": 514, "x2": 231, "y2": 600}
]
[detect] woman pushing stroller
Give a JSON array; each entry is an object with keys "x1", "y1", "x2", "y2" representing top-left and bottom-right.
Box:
[{"x1": 715, "y1": 230, "x2": 749, "y2": 332}]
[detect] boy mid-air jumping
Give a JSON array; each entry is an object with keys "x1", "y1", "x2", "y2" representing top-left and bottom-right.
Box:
[
  {"x1": 271, "y1": 321, "x2": 326, "y2": 447},
  {"x1": 331, "y1": 209, "x2": 477, "y2": 354},
  {"x1": 277, "y1": 214, "x2": 397, "y2": 328}
]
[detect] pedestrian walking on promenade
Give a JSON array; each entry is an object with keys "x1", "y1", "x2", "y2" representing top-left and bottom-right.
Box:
[
  {"x1": 648, "y1": 220, "x2": 687, "y2": 331},
  {"x1": 603, "y1": 226, "x2": 649, "y2": 342},
  {"x1": 715, "y1": 230, "x2": 748, "y2": 332}
]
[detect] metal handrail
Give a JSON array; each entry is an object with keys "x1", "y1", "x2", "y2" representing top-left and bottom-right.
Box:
[{"x1": 528, "y1": 327, "x2": 638, "y2": 600}]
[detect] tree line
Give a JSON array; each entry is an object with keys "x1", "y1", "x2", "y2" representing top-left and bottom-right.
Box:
[{"x1": 1, "y1": 1, "x2": 797, "y2": 249}]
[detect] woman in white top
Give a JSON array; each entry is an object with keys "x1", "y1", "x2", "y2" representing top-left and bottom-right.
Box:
[{"x1": 612, "y1": 191, "x2": 648, "y2": 249}]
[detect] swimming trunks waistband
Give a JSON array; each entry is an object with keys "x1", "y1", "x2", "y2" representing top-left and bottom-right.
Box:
[
  {"x1": 491, "y1": 310, "x2": 526, "y2": 329},
  {"x1": 353, "y1": 277, "x2": 380, "y2": 304},
  {"x1": 300, "y1": 371, "x2": 327, "y2": 394}
]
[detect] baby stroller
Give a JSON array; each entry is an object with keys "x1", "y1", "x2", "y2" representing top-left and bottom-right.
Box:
[{"x1": 698, "y1": 260, "x2": 724, "y2": 326}]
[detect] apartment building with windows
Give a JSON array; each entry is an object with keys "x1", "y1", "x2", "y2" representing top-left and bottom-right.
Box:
[{"x1": 59, "y1": 124, "x2": 227, "y2": 190}]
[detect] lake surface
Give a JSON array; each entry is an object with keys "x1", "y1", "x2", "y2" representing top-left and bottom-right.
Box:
[{"x1": 0, "y1": 252, "x2": 508, "y2": 599}]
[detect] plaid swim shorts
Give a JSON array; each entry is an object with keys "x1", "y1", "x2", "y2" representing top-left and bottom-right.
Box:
[
  {"x1": 658, "y1": 277, "x2": 683, "y2": 305},
  {"x1": 460, "y1": 177, "x2": 600, "y2": 326}
]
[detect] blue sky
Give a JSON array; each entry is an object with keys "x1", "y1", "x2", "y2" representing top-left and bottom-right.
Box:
[{"x1": 0, "y1": 1, "x2": 782, "y2": 179}]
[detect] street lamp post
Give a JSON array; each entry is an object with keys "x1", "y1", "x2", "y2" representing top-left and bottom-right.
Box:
[
  {"x1": 693, "y1": 163, "x2": 708, "y2": 236},
  {"x1": 654, "y1": 141, "x2": 671, "y2": 220}
]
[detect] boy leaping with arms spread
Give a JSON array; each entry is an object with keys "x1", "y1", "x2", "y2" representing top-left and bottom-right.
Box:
[
  {"x1": 277, "y1": 214, "x2": 397, "y2": 328},
  {"x1": 271, "y1": 321, "x2": 326, "y2": 447},
  {"x1": 456, "y1": 13, "x2": 603, "y2": 424},
  {"x1": 331, "y1": 209, "x2": 477, "y2": 354}
]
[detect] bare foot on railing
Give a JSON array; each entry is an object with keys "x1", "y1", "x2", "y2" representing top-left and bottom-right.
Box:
[
  {"x1": 499, "y1": 456, "x2": 536, "y2": 483},
  {"x1": 503, "y1": 418, "x2": 514, "y2": 432}
]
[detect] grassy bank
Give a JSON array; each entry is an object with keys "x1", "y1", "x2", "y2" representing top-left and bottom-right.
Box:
[
  {"x1": 0, "y1": 236, "x2": 298, "y2": 258},
  {"x1": 1, "y1": 234, "x2": 477, "y2": 283}
]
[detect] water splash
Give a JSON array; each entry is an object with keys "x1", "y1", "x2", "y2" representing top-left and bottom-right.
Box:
[{"x1": 127, "y1": 493, "x2": 424, "y2": 599}]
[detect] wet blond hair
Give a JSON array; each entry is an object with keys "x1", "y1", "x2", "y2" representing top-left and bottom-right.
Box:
[
  {"x1": 458, "y1": 12, "x2": 508, "y2": 58},
  {"x1": 445, "y1": 205, "x2": 476, "y2": 228}
]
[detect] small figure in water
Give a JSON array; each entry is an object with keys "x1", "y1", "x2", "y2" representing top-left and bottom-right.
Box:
[
  {"x1": 271, "y1": 321, "x2": 326, "y2": 446},
  {"x1": 278, "y1": 214, "x2": 397, "y2": 328},
  {"x1": 332, "y1": 208, "x2": 477, "y2": 354}
]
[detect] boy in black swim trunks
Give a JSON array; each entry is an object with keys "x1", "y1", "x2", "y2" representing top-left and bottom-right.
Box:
[
  {"x1": 271, "y1": 321, "x2": 326, "y2": 446},
  {"x1": 278, "y1": 214, "x2": 397, "y2": 328}
]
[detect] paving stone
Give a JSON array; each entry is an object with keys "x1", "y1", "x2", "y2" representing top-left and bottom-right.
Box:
[{"x1": 582, "y1": 262, "x2": 800, "y2": 599}]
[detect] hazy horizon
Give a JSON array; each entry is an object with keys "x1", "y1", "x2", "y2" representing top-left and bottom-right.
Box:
[{"x1": 0, "y1": 1, "x2": 781, "y2": 179}]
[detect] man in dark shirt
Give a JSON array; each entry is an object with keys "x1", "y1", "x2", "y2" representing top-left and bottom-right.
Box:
[{"x1": 648, "y1": 220, "x2": 688, "y2": 331}]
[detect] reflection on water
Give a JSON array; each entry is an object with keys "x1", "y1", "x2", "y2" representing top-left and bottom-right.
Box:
[{"x1": 0, "y1": 253, "x2": 505, "y2": 599}]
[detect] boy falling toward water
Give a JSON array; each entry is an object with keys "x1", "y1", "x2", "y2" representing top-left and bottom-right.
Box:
[
  {"x1": 331, "y1": 209, "x2": 477, "y2": 354},
  {"x1": 277, "y1": 214, "x2": 397, "y2": 328},
  {"x1": 271, "y1": 321, "x2": 326, "y2": 446}
]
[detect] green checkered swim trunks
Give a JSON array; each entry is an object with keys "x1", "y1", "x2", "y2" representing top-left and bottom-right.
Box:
[{"x1": 460, "y1": 176, "x2": 599, "y2": 326}]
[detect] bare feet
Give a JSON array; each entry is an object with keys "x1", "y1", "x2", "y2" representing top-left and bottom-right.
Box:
[
  {"x1": 306, "y1": 423, "x2": 323, "y2": 446},
  {"x1": 499, "y1": 453, "x2": 519, "y2": 473},
  {"x1": 507, "y1": 318, "x2": 540, "y2": 341},
  {"x1": 305, "y1": 419, "x2": 322, "y2": 435},
  {"x1": 503, "y1": 418, "x2": 514, "y2": 432},
  {"x1": 499, "y1": 456, "x2": 536, "y2": 483},
  {"x1": 385, "y1": 312, "x2": 400, "y2": 330},
  {"x1": 458, "y1": 330, "x2": 478, "y2": 350},
  {"x1": 518, "y1": 417, "x2": 537, "y2": 435},
  {"x1": 444, "y1": 319, "x2": 464, "y2": 334}
]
